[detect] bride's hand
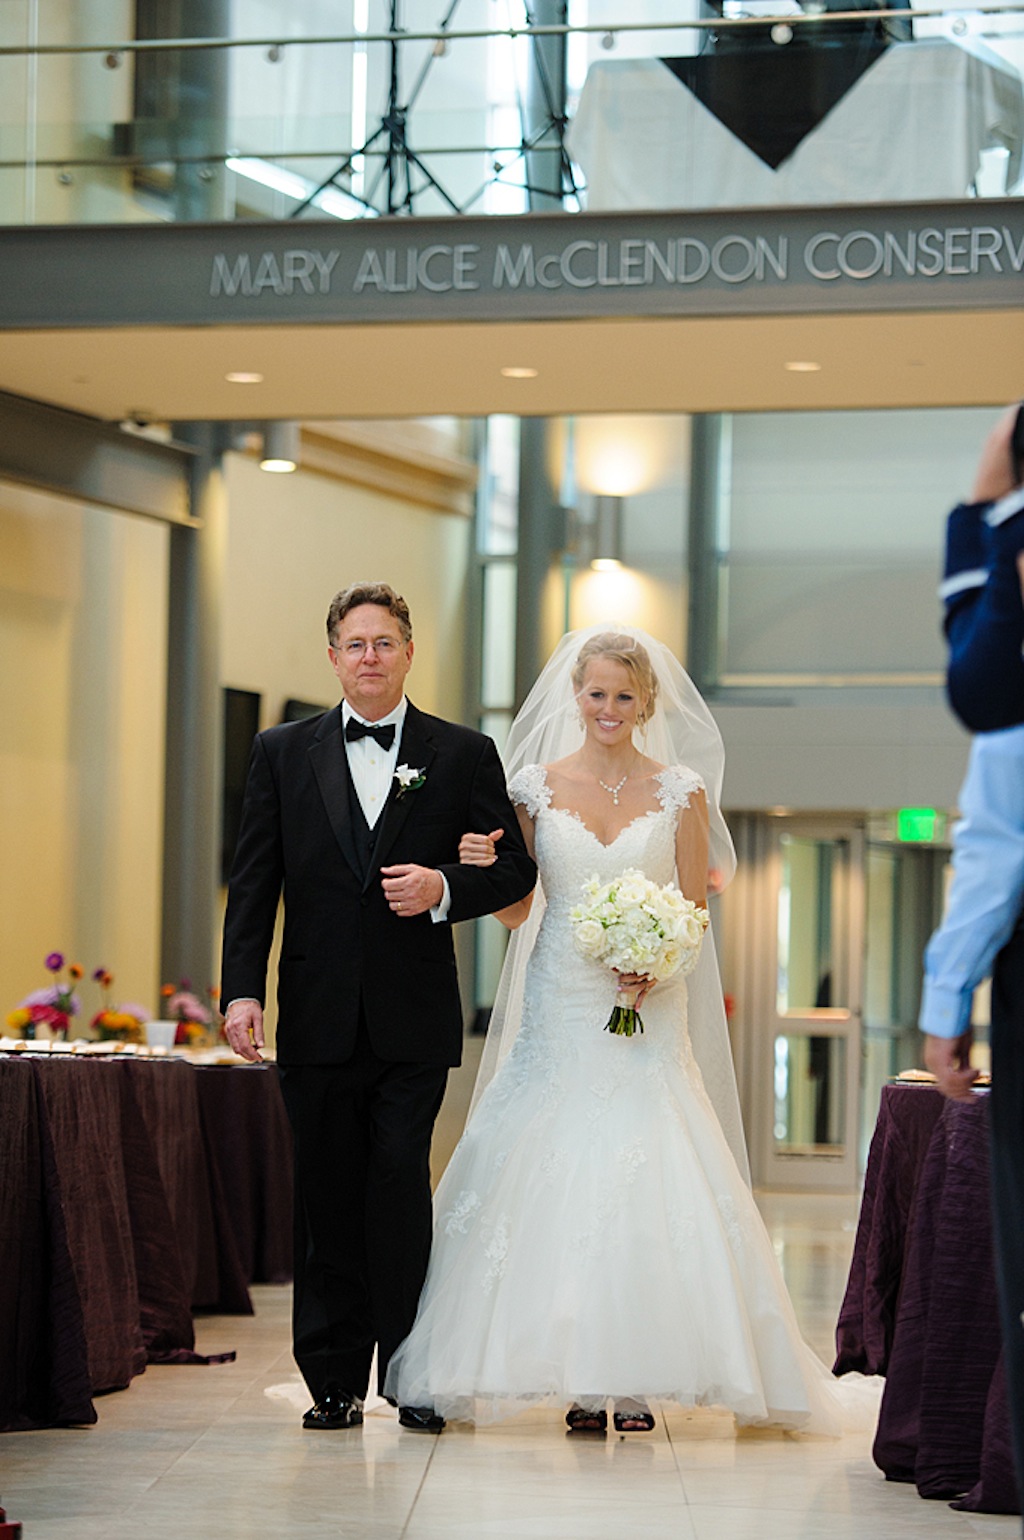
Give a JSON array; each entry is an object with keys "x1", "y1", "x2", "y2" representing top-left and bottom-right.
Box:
[
  {"x1": 459, "y1": 828, "x2": 504, "y2": 866},
  {"x1": 616, "y1": 970, "x2": 655, "y2": 1008}
]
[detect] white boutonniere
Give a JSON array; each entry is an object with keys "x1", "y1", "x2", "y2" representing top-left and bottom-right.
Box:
[{"x1": 394, "y1": 763, "x2": 427, "y2": 799}]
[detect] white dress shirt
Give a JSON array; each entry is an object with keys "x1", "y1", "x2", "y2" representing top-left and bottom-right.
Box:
[
  {"x1": 342, "y1": 697, "x2": 405, "y2": 829},
  {"x1": 342, "y1": 696, "x2": 450, "y2": 922}
]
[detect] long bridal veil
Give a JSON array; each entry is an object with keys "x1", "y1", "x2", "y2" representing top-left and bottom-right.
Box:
[{"x1": 471, "y1": 623, "x2": 750, "y2": 1185}]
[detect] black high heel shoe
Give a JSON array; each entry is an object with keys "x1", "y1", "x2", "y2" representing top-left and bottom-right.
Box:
[
  {"x1": 565, "y1": 1404, "x2": 608, "y2": 1433},
  {"x1": 612, "y1": 1408, "x2": 656, "y2": 1433}
]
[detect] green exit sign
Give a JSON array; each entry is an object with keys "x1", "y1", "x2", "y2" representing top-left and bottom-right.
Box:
[{"x1": 897, "y1": 807, "x2": 944, "y2": 842}]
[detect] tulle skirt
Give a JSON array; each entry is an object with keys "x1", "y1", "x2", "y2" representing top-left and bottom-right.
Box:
[{"x1": 385, "y1": 973, "x2": 871, "y2": 1435}]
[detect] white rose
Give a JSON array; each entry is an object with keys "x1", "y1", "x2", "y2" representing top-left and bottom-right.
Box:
[
  {"x1": 679, "y1": 944, "x2": 702, "y2": 977},
  {"x1": 681, "y1": 912, "x2": 706, "y2": 947},
  {"x1": 573, "y1": 918, "x2": 606, "y2": 957},
  {"x1": 655, "y1": 941, "x2": 683, "y2": 978},
  {"x1": 616, "y1": 873, "x2": 649, "y2": 906}
]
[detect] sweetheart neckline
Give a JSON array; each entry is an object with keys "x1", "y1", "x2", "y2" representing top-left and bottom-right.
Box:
[{"x1": 545, "y1": 803, "x2": 668, "y2": 850}]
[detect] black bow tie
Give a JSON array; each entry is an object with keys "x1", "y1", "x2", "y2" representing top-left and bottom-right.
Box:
[{"x1": 345, "y1": 718, "x2": 396, "y2": 750}]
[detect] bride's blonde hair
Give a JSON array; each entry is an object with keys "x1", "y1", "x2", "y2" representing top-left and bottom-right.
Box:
[{"x1": 571, "y1": 631, "x2": 659, "y2": 725}]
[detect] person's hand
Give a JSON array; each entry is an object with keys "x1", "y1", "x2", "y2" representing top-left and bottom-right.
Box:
[
  {"x1": 971, "y1": 403, "x2": 1021, "y2": 504},
  {"x1": 616, "y1": 970, "x2": 655, "y2": 1008},
  {"x1": 459, "y1": 829, "x2": 504, "y2": 866},
  {"x1": 707, "y1": 867, "x2": 725, "y2": 896},
  {"x1": 923, "y1": 1030, "x2": 979, "y2": 1101},
  {"x1": 381, "y1": 863, "x2": 445, "y2": 915},
  {"x1": 224, "y1": 1000, "x2": 265, "y2": 1063}
]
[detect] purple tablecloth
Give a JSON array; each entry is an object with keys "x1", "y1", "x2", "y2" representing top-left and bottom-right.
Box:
[
  {"x1": 0, "y1": 1055, "x2": 292, "y2": 1433},
  {"x1": 193, "y1": 1065, "x2": 293, "y2": 1286},
  {"x1": 836, "y1": 1084, "x2": 1019, "y2": 1515}
]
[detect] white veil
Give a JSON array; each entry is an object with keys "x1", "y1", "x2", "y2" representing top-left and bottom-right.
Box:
[{"x1": 471, "y1": 623, "x2": 750, "y2": 1186}]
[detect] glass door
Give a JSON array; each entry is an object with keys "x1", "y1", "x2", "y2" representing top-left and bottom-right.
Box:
[{"x1": 759, "y1": 821, "x2": 864, "y2": 1190}]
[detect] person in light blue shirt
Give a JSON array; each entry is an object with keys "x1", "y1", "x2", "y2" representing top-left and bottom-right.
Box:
[
  {"x1": 920, "y1": 724, "x2": 1024, "y2": 1086},
  {"x1": 921, "y1": 402, "x2": 1024, "y2": 1526}
]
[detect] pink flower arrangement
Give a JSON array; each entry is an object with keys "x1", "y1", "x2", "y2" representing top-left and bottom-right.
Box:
[
  {"x1": 161, "y1": 979, "x2": 216, "y2": 1045},
  {"x1": 7, "y1": 953, "x2": 82, "y2": 1039}
]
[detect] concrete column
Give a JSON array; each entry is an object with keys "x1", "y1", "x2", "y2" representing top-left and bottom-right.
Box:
[
  {"x1": 523, "y1": 0, "x2": 568, "y2": 212},
  {"x1": 686, "y1": 413, "x2": 732, "y2": 693},
  {"x1": 514, "y1": 3, "x2": 568, "y2": 703},
  {"x1": 160, "y1": 422, "x2": 227, "y2": 998},
  {"x1": 515, "y1": 418, "x2": 562, "y2": 708},
  {"x1": 134, "y1": 0, "x2": 230, "y2": 221},
  {"x1": 172, "y1": 0, "x2": 230, "y2": 221}
]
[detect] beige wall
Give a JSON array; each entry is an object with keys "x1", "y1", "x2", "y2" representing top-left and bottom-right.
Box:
[
  {"x1": 0, "y1": 446, "x2": 474, "y2": 1037},
  {"x1": 221, "y1": 452, "x2": 472, "y2": 728},
  {"x1": 0, "y1": 480, "x2": 168, "y2": 1029}
]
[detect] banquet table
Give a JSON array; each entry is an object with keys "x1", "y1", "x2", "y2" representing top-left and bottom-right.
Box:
[
  {"x1": 0, "y1": 1052, "x2": 293, "y2": 1432},
  {"x1": 835, "y1": 1082, "x2": 1018, "y2": 1514},
  {"x1": 569, "y1": 40, "x2": 1024, "y2": 210}
]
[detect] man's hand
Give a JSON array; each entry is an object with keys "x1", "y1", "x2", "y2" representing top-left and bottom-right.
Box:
[
  {"x1": 923, "y1": 1030, "x2": 979, "y2": 1101},
  {"x1": 381, "y1": 863, "x2": 445, "y2": 916},
  {"x1": 971, "y1": 403, "x2": 1021, "y2": 504},
  {"x1": 224, "y1": 1000, "x2": 265, "y2": 1063}
]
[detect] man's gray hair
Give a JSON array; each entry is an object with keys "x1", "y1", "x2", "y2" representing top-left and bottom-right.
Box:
[{"x1": 327, "y1": 582, "x2": 412, "y2": 646}]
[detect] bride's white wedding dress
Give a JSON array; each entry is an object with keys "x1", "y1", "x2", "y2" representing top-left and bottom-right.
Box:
[{"x1": 385, "y1": 764, "x2": 856, "y2": 1431}]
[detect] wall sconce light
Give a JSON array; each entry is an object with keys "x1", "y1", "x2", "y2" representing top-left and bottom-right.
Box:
[
  {"x1": 590, "y1": 494, "x2": 623, "y2": 570},
  {"x1": 568, "y1": 493, "x2": 625, "y2": 569},
  {"x1": 259, "y1": 421, "x2": 299, "y2": 473}
]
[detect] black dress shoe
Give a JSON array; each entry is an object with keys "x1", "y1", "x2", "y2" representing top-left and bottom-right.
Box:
[
  {"x1": 398, "y1": 1404, "x2": 445, "y2": 1433},
  {"x1": 302, "y1": 1386, "x2": 364, "y2": 1430}
]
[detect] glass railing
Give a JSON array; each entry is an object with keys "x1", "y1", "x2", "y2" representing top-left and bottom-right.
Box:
[{"x1": 0, "y1": 1, "x2": 1022, "y2": 225}]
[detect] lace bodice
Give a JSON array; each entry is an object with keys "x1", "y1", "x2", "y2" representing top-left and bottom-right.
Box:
[{"x1": 509, "y1": 762, "x2": 704, "y2": 912}]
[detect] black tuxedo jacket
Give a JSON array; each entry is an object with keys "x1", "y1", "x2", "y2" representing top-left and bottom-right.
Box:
[{"x1": 220, "y1": 701, "x2": 536, "y2": 1067}]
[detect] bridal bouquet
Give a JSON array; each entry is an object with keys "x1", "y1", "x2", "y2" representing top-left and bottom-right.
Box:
[{"x1": 570, "y1": 870, "x2": 708, "y2": 1037}]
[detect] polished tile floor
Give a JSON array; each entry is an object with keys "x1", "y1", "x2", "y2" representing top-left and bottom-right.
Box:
[{"x1": 3, "y1": 1053, "x2": 1020, "y2": 1540}]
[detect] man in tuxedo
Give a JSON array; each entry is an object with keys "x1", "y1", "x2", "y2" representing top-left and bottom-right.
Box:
[{"x1": 221, "y1": 582, "x2": 535, "y2": 1435}]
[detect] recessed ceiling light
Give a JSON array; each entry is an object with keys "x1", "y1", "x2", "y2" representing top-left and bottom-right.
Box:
[
  {"x1": 500, "y1": 366, "x2": 538, "y2": 379},
  {"x1": 784, "y1": 360, "x2": 821, "y2": 373},
  {"x1": 225, "y1": 370, "x2": 264, "y2": 384}
]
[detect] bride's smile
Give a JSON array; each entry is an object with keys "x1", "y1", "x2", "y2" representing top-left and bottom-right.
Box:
[{"x1": 577, "y1": 658, "x2": 644, "y2": 754}]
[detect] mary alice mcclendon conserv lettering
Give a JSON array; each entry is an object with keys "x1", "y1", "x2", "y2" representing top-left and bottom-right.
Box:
[{"x1": 209, "y1": 225, "x2": 1024, "y2": 300}]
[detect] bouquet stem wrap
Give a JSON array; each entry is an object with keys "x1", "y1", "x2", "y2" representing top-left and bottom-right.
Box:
[{"x1": 607, "y1": 983, "x2": 645, "y2": 1037}]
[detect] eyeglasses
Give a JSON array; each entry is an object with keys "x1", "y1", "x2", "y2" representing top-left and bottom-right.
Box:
[{"x1": 332, "y1": 637, "x2": 402, "y2": 658}]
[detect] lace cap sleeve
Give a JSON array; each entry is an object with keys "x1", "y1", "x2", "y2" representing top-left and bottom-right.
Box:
[
  {"x1": 655, "y1": 764, "x2": 705, "y2": 814},
  {"x1": 508, "y1": 763, "x2": 550, "y2": 819}
]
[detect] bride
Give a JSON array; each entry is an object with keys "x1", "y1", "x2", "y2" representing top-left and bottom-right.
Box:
[{"x1": 384, "y1": 626, "x2": 857, "y2": 1436}]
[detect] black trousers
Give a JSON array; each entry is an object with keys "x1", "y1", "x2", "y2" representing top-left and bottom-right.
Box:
[
  {"x1": 990, "y1": 915, "x2": 1024, "y2": 1523},
  {"x1": 277, "y1": 1026, "x2": 448, "y2": 1402}
]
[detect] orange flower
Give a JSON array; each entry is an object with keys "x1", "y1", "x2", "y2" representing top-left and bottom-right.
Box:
[
  {"x1": 161, "y1": 983, "x2": 174, "y2": 998},
  {"x1": 69, "y1": 963, "x2": 83, "y2": 981}
]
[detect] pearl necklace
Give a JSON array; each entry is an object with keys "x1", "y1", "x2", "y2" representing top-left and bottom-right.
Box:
[{"x1": 597, "y1": 772, "x2": 629, "y2": 805}]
